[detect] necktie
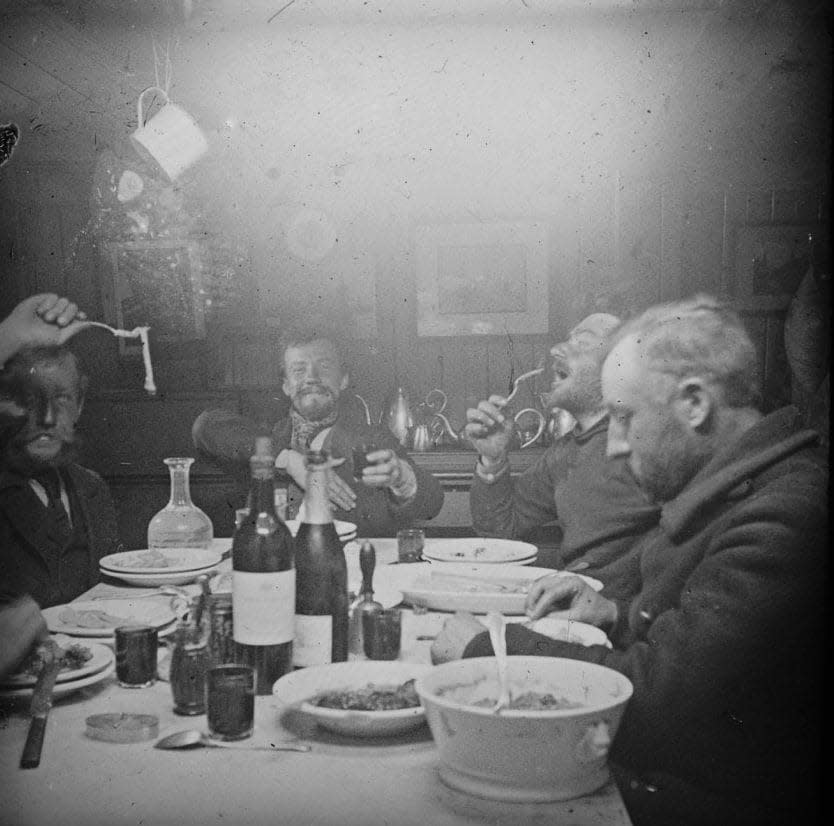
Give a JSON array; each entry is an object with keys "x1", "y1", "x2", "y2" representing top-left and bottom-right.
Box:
[{"x1": 36, "y1": 469, "x2": 72, "y2": 542}]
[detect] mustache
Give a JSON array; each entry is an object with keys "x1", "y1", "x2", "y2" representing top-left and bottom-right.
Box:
[{"x1": 298, "y1": 383, "x2": 334, "y2": 396}]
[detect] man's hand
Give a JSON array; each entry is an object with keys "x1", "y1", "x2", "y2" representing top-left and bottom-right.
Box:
[
  {"x1": 464, "y1": 396, "x2": 514, "y2": 463},
  {"x1": 1, "y1": 294, "x2": 88, "y2": 354},
  {"x1": 525, "y1": 574, "x2": 617, "y2": 628},
  {"x1": 360, "y1": 448, "x2": 412, "y2": 491},
  {"x1": 430, "y1": 612, "x2": 487, "y2": 664},
  {"x1": 0, "y1": 595, "x2": 49, "y2": 679},
  {"x1": 283, "y1": 450, "x2": 357, "y2": 512}
]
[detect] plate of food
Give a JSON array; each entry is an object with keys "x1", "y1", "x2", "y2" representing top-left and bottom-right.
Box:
[
  {"x1": 100, "y1": 548, "x2": 222, "y2": 575},
  {"x1": 0, "y1": 662, "x2": 116, "y2": 700},
  {"x1": 422, "y1": 538, "x2": 538, "y2": 565},
  {"x1": 0, "y1": 635, "x2": 114, "y2": 688},
  {"x1": 43, "y1": 598, "x2": 177, "y2": 637},
  {"x1": 400, "y1": 565, "x2": 603, "y2": 615},
  {"x1": 100, "y1": 563, "x2": 221, "y2": 587},
  {"x1": 272, "y1": 661, "x2": 432, "y2": 737}
]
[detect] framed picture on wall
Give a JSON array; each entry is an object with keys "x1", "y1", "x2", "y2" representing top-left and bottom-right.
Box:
[
  {"x1": 415, "y1": 221, "x2": 549, "y2": 336},
  {"x1": 734, "y1": 224, "x2": 824, "y2": 311},
  {"x1": 102, "y1": 240, "x2": 206, "y2": 356}
]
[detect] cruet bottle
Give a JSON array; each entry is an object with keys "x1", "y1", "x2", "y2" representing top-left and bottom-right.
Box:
[{"x1": 147, "y1": 457, "x2": 213, "y2": 549}]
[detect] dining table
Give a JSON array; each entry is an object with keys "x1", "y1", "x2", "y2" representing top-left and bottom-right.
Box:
[{"x1": 0, "y1": 536, "x2": 633, "y2": 826}]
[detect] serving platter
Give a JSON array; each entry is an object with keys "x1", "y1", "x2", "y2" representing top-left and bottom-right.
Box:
[
  {"x1": 273, "y1": 661, "x2": 431, "y2": 737},
  {"x1": 421, "y1": 538, "x2": 537, "y2": 565},
  {"x1": 0, "y1": 636, "x2": 114, "y2": 687},
  {"x1": 400, "y1": 564, "x2": 603, "y2": 615},
  {"x1": 100, "y1": 548, "x2": 222, "y2": 575},
  {"x1": 43, "y1": 598, "x2": 177, "y2": 637}
]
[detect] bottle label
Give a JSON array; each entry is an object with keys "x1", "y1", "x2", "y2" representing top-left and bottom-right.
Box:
[
  {"x1": 293, "y1": 615, "x2": 332, "y2": 667},
  {"x1": 274, "y1": 486, "x2": 288, "y2": 521},
  {"x1": 233, "y1": 570, "x2": 296, "y2": 645}
]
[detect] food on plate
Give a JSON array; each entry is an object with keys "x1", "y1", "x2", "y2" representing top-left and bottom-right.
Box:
[
  {"x1": 114, "y1": 549, "x2": 172, "y2": 568},
  {"x1": 309, "y1": 679, "x2": 420, "y2": 711},
  {"x1": 429, "y1": 573, "x2": 533, "y2": 594},
  {"x1": 449, "y1": 545, "x2": 487, "y2": 559},
  {"x1": 19, "y1": 642, "x2": 93, "y2": 676},
  {"x1": 58, "y1": 607, "x2": 138, "y2": 628},
  {"x1": 437, "y1": 677, "x2": 584, "y2": 711}
]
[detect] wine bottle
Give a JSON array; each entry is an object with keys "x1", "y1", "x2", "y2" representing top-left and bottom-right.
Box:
[
  {"x1": 293, "y1": 449, "x2": 349, "y2": 667},
  {"x1": 232, "y1": 436, "x2": 295, "y2": 694}
]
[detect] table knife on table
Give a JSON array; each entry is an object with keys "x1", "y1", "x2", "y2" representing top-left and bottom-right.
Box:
[{"x1": 20, "y1": 641, "x2": 61, "y2": 769}]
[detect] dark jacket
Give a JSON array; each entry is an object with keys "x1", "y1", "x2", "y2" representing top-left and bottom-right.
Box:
[
  {"x1": 0, "y1": 464, "x2": 120, "y2": 607},
  {"x1": 192, "y1": 401, "x2": 444, "y2": 537},
  {"x1": 464, "y1": 407, "x2": 828, "y2": 826},
  {"x1": 469, "y1": 416, "x2": 659, "y2": 572}
]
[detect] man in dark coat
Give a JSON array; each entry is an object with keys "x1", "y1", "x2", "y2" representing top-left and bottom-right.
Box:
[
  {"x1": 1, "y1": 343, "x2": 119, "y2": 608},
  {"x1": 193, "y1": 325, "x2": 443, "y2": 536},
  {"x1": 432, "y1": 295, "x2": 827, "y2": 826}
]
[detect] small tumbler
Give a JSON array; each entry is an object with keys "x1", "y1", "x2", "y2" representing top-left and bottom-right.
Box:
[
  {"x1": 351, "y1": 442, "x2": 377, "y2": 481},
  {"x1": 206, "y1": 665, "x2": 255, "y2": 741},
  {"x1": 362, "y1": 609, "x2": 402, "y2": 660},
  {"x1": 396, "y1": 528, "x2": 425, "y2": 563},
  {"x1": 115, "y1": 625, "x2": 158, "y2": 688}
]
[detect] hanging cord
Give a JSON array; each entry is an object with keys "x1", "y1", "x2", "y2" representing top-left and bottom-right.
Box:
[{"x1": 151, "y1": 37, "x2": 173, "y2": 95}]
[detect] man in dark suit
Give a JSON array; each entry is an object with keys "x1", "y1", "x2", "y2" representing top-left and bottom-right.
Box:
[{"x1": 1, "y1": 342, "x2": 119, "y2": 608}]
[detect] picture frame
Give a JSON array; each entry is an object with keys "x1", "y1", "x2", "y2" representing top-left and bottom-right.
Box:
[
  {"x1": 102, "y1": 240, "x2": 206, "y2": 355},
  {"x1": 734, "y1": 224, "x2": 823, "y2": 311},
  {"x1": 415, "y1": 221, "x2": 549, "y2": 336}
]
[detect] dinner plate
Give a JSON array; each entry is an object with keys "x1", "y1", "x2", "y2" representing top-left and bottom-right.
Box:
[
  {"x1": 422, "y1": 538, "x2": 538, "y2": 565},
  {"x1": 0, "y1": 636, "x2": 114, "y2": 687},
  {"x1": 400, "y1": 564, "x2": 603, "y2": 615},
  {"x1": 43, "y1": 598, "x2": 177, "y2": 637},
  {"x1": 273, "y1": 660, "x2": 431, "y2": 738},
  {"x1": 285, "y1": 519, "x2": 357, "y2": 540},
  {"x1": 99, "y1": 563, "x2": 220, "y2": 587},
  {"x1": 100, "y1": 548, "x2": 222, "y2": 575},
  {"x1": 0, "y1": 662, "x2": 115, "y2": 700}
]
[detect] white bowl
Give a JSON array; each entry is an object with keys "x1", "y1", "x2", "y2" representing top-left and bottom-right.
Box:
[
  {"x1": 416, "y1": 656, "x2": 633, "y2": 802},
  {"x1": 273, "y1": 660, "x2": 431, "y2": 738}
]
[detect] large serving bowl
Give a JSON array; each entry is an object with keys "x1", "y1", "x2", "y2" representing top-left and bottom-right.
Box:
[{"x1": 415, "y1": 656, "x2": 633, "y2": 802}]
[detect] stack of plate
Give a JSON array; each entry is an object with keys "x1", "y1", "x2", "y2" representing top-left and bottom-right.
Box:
[
  {"x1": 0, "y1": 633, "x2": 116, "y2": 700},
  {"x1": 99, "y1": 546, "x2": 224, "y2": 586},
  {"x1": 421, "y1": 538, "x2": 538, "y2": 566},
  {"x1": 285, "y1": 519, "x2": 357, "y2": 543}
]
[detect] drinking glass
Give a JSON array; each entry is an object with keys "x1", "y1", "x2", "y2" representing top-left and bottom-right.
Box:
[
  {"x1": 396, "y1": 528, "x2": 425, "y2": 563},
  {"x1": 351, "y1": 442, "x2": 377, "y2": 480},
  {"x1": 362, "y1": 609, "x2": 402, "y2": 660},
  {"x1": 206, "y1": 665, "x2": 255, "y2": 741},
  {"x1": 115, "y1": 625, "x2": 158, "y2": 688}
]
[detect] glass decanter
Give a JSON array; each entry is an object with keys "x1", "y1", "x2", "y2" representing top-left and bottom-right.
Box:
[{"x1": 147, "y1": 457, "x2": 213, "y2": 549}]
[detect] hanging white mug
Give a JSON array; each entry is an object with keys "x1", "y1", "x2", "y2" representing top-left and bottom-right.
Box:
[{"x1": 131, "y1": 86, "x2": 208, "y2": 181}]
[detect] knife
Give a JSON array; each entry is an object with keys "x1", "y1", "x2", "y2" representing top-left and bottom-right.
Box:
[{"x1": 20, "y1": 640, "x2": 61, "y2": 769}]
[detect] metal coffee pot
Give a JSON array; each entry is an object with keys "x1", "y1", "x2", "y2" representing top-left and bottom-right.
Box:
[{"x1": 381, "y1": 386, "x2": 414, "y2": 447}]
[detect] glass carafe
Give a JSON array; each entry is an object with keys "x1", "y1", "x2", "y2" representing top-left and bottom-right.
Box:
[{"x1": 147, "y1": 457, "x2": 213, "y2": 549}]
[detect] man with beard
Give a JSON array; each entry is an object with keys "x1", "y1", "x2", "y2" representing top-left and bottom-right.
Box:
[
  {"x1": 0, "y1": 344, "x2": 119, "y2": 608},
  {"x1": 467, "y1": 312, "x2": 658, "y2": 573},
  {"x1": 192, "y1": 327, "x2": 443, "y2": 536},
  {"x1": 433, "y1": 295, "x2": 827, "y2": 826}
]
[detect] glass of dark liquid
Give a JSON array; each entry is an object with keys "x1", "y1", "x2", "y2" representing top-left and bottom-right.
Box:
[
  {"x1": 206, "y1": 665, "x2": 255, "y2": 741},
  {"x1": 362, "y1": 609, "x2": 402, "y2": 660},
  {"x1": 352, "y1": 442, "x2": 378, "y2": 481},
  {"x1": 115, "y1": 625, "x2": 158, "y2": 688}
]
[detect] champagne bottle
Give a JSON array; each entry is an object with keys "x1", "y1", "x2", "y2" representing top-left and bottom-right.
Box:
[
  {"x1": 232, "y1": 436, "x2": 295, "y2": 694},
  {"x1": 293, "y1": 449, "x2": 349, "y2": 667}
]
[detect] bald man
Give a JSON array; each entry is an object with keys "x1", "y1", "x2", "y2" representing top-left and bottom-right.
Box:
[{"x1": 467, "y1": 313, "x2": 658, "y2": 576}]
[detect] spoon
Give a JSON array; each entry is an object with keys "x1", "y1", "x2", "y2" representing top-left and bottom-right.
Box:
[
  {"x1": 154, "y1": 730, "x2": 311, "y2": 752},
  {"x1": 485, "y1": 611, "x2": 511, "y2": 713}
]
